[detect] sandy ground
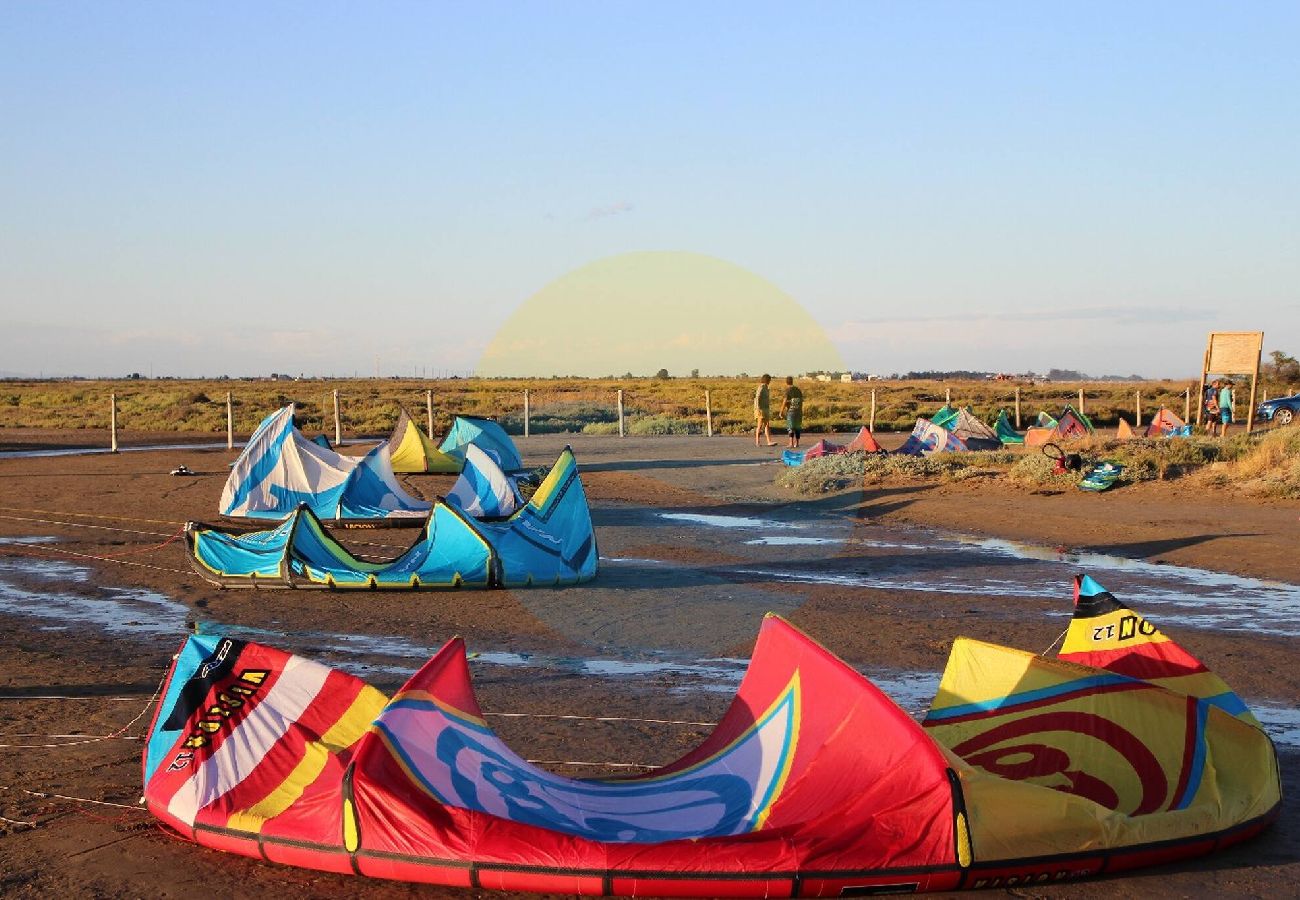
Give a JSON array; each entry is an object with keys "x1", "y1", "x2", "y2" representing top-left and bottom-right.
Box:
[{"x1": 0, "y1": 429, "x2": 1295, "y2": 898}]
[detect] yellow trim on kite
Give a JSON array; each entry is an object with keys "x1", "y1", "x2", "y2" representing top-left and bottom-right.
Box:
[
  {"x1": 342, "y1": 797, "x2": 359, "y2": 852},
  {"x1": 224, "y1": 685, "x2": 387, "y2": 833}
]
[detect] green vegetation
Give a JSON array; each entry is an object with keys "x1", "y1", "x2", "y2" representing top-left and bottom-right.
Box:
[{"x1": 0, "y1": 376, "x2": 1216, "y2": 438}]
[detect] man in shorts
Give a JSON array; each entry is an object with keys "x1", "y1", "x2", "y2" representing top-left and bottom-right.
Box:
[
  {"x1": 754, "y1": 374, "x2": 776, "y2": 446},
  {"x1": 1215, "y1": 379, "x2": 1235, "y2": 437},
  {"x1": 779, "y1": 376, "x2": 804, "y2": 449}
]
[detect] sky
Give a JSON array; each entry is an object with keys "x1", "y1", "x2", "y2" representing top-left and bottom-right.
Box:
[{"x1": 1, "y1": 2, "x2": 1296, "y2": 379}]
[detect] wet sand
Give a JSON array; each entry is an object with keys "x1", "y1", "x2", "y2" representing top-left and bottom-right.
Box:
[{"x1": 0, "y1": 431, "x2": 1295, "y2": 898}]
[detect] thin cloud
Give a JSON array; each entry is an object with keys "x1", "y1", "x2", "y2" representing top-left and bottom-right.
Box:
[
  {"x1": 583, "y1": 200, "x2": 634, "y2": 221},
  {"x1": 835, "y1": 304, "x2": 1214, "y2": 333}
]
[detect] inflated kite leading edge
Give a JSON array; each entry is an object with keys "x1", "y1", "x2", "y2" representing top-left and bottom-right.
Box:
[{"x1": 142, "y1": 576, "x2": 1278, "y2": 895}]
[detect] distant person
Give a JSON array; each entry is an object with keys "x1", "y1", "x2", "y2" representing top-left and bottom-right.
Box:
[
  {"x1": 779, "y1": 376, "x2": 804, "y2": 448},
  {"x1": 1203, "y1": 379, "x2": 1220, "y2": 433},
  {"x1": 1215, "y1": 379, "x2": 1235, "y2": 437},
  {"x1": 753, "y1": 374, "x2": 776, "y2": 447}
]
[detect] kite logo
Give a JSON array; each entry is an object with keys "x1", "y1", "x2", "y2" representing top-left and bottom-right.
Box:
[
  {"x1": 1091, "y1": 624, "x2": 1116, "y2": 641},
  {"x1": 182, "y1": 669, "x2": 270, "y2": 749},
  {"x1": 167, "y1": 750, "x2": 195, "y2": 772},
  {"x1": 1117, "y1": 615, "x2": 1157, "y2": 642}
]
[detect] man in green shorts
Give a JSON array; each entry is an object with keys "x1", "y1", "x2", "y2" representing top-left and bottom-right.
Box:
[
  {"x1": 780, "y1": 376, "x2": 804, "y2": 448},
  {"x1": 754, "y1": 374, "x2": 776, "y2": 446}
]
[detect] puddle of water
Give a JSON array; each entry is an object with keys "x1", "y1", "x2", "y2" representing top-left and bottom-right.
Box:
[
  {"x1": 0, "y1": 536, "x2": 59, "y2": 546},
  {"x1": 599, "y1": 556, "x2": 670, "y2": 565},
  {"x1": 0, "y1": 556, "x2": 92, "y2": 584},
  {"x1": 0, "y1": 441, "x2": 238, "y2": 460},
  {"x1": 658, "y1": 513, "x2": 801, "y2": 530},
  {"x1": 0, "y1": 578, "x2": 188, "y2": 639},
  {"x1": 1254, "y1": 703, "x2": 1300, "y2": 750},
  {"x1": 744, "y1": 536, "x2": 844, "y2": 546}
]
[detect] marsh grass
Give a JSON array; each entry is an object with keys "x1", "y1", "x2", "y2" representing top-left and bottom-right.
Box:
[{"x1": 0, "y1": 374, "x2": 1278, "y2": 454}]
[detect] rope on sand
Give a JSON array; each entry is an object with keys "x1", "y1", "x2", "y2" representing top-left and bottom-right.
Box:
[
  {"x1": 7, "y1": 542, "x2": 195, "y2": 576},
  {"x1": 0, "y1": 671, "x2": 164, "y2": 750},
  {"x1": 0, "y1": 512, "x2": 177, "y2": 538},
  {"x1": 16, "y1": 788, "x2": 146, "y2": 813},
  {"x1": 0, "y1": 507, "x2": 408, "y2": 554},
  {"x1": 0, "y1": 506, "x2": 185, "y2": 527}
]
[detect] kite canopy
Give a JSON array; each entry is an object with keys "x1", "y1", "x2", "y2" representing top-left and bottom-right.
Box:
[
  {"x1": 438, "y1": 415, "x2": 523, "y2": 472},
  {"x1": 446, "y1": 443, "x2": 522, "y2": 518},
  {"x1": 1145, "y1": 407, "x2": 1192, "y2": 438},
  {"x1": 1116, "y1": 417, "x2": 1137, "y2": 439},
  {"x1": 948, "y1": 408, "x2": 1001, "y2": 451},
  {"x1": 221, "y1": 406, "x2": 431, "y2": 525},
  {"x1": 994, "y1": 409, "x2": 1024, "y2": 445},
  {"x1": 897, "y1": 416, "x2": 971, "y2": 455},
  {"x1": 386, "y1": 409, "x2": 460, "y2": 474},
  {"x1": 387, "y1": 411, "x2": 524, "y2": 475},
  {"x1": 144, "y1": 578, "x2": 1278, "y2": 896},
  {"x1": 931, "y1": 404, "x2": 960, "y2": 431},
  {"x1": 190, "y1": 448, "x2": 595, "y2": 590},
  {"x1": 781, "y1": 427, "x2": 884, "y2": 466},
  {"x1": 1024, "y1": 406, "x2": 1094, "y2": 447}
]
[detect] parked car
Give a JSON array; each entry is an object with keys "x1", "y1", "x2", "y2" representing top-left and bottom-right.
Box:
[{"x1": 1256, "y1": 393, "x2": 1300, "y2": 426}]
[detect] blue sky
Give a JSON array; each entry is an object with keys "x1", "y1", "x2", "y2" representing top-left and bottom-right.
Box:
[{"x1": 1, "y1": 2, "x2": 1296, "y2": 378}]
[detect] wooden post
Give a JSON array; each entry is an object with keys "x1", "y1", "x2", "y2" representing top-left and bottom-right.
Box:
[
  {"x1": 425, "y1": 389, "x2": 434, "y2": 437},
  {"x1": 332, "y1": 390, "x2": 342, "y2": 445},
  {"x1": 226, "y1": 391, "x2": 234, "y2": 449},
  {"x1": 1244, "y1": 374, "x2": 1260, "y2": 434},
  {"x1": 704, "y1": 390, "x2": 713, "y2": 437},
  {"x1": 110, "y1": 392, "x2": 118, "y2": 453},
  {"x1": 617, "y1": 389, "x2": 625, "y2": 437},
  {"x1": 869, "y1": 389, "x2": 877, "y2": 431},
  {"x1": 523, "y1": 389, "x2": 531, "y2": 437},
  {"x1": 1184, "y1": 387, "x2": 1191, "y2": 423},
  {"x1": 1078, "y1": 387, "x2": 1085, "y2": 414},
  {"x1": 1135, "y1": 391, "x2": 1142, "y2": 429},
  {"x1": 1263, "y1": 389, "x2": 1268, "y2": 404},
  {"x1": 1014, "y1": 387, "x2": 1021, "y2": 429},
  {"x1": 945, "y1": 387, "x2": 951, "y2": 406}
]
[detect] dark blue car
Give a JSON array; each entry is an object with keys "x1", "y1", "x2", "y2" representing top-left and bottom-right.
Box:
[{"x1": 1256, "y1": 393, "x2": 1300, "y2": 426}]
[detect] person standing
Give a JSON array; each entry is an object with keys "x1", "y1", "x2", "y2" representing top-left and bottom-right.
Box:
[
  {"x1": 1203, "y1": 379, "x2": 1220, "y2": 434},
  {"x1": 1215, "y1": 379, "x2": 1235, "y2": 437},
  {"x1": 779, "y1": 376, "x2": 804, "y2": 449},
  {"x1": 754, "y1": 374, "x2": 777, "y2": 446}
]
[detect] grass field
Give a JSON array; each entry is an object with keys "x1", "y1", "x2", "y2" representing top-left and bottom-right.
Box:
[{"x1": 2, "y1": 375, "x2": 1280, "y2": 439}]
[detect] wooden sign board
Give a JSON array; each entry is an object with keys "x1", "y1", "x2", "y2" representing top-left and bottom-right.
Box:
[
  {"x1": 1207, "y1": 332, "x2": 1264, "y2": 375},
  {"x1": 1197, "y1": 331, "x2": 1263, "y2": 431}
]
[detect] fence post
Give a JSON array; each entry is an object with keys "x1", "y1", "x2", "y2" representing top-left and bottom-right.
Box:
[
  {"x1": 1014, "y1": 386, "x2": 1021, "y2": 429},
  {"x1": 1263, "y1": 389, "x2": 1269, "y2": 404},
  {"x1": 426, "y1": 389, "x2": 434, "y2": 437},
  {"x1": 523, "y1": 389, "x2": 531, "y2": 437},
  {"x1": 945, "y1": 386, "x2": 951, "y2": 406},
  {"x1": 869, "y1": 389, "x2": 877, "y2": 432},
  {"x1": 110, "y1": 392, "x2": 118, "y2": 453},
  {"x1": 617, "y1": 389, "x2": 625, "y2": 437},
  {"x1": 332, "y1": 390, "x2": 342, "y2": 445},
  {"x1": 704, "y1": 390, "x2": 713, "y2": 437},
  {"x1": 1078, "y1": 387, "x2": 1085, "y2": 414},
  {"x1": 226, "y1": 391, "x2": 234, "y2": 449},
  {"x1": 1135, "y1": 391, "x2": 1142, "y2": 429},
  {"x1": 1184, "y1": 387, "x2": 1191, "y2": 423}
]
